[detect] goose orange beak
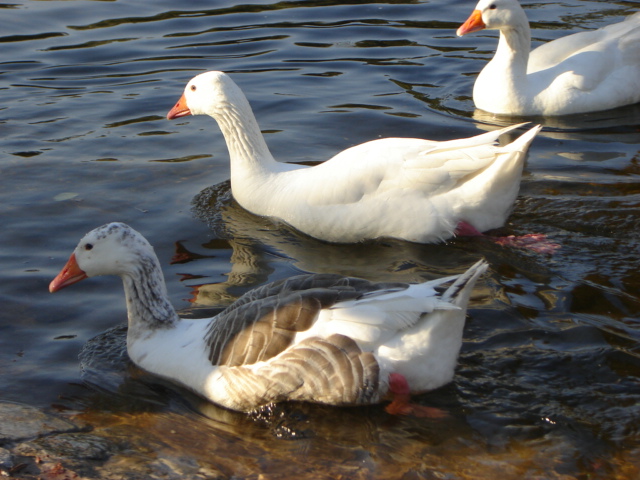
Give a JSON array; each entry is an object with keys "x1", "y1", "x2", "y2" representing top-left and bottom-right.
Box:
[
  {"x1": 49, "y1": 253, "x2": 87, "y2": 293},
  {"x1": 457, "y1": 10, "x2": 485, "y2": 36},
  {"x1": 167, "y1": 93, "x2": 191, "y2": 120}
]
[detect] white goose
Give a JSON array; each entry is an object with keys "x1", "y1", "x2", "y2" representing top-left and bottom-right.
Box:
[
  {"x1": 167, "y1": 71, "x2": 541, "y2": 244},
  {"x1": 457, "y1": 0, "x2": 640, "y2": 116},
  {"x1": 50, "y1": 223, "x2": 488, "y2": 412}
]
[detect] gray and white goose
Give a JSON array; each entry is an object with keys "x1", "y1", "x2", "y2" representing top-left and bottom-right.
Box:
[{"x1": 50, "y1": 223, "x2": 488, "y2": 412}]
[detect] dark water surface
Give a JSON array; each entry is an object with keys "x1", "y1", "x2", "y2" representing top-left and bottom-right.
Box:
[{"x1": 2, "y1": 0, "x2": 640, "y2": 478}]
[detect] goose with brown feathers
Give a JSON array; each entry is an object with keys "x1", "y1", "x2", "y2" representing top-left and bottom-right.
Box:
[{"x1": 50, "y1": 223, "x2": 488, "y2": 412}]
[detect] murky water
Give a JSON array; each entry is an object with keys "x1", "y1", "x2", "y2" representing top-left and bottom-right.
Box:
[{"x1": 2, "y1": 0, "x2": 640, "y2": 478}]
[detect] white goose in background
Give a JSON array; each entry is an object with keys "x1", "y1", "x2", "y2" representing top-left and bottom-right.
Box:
[
  {"x1": 457, "y1": 0, "x2": 640, "y2": 116},
  {"x1": 50, "y1": 223, "x2": 488, "y2": 413},
  {"x1": 167, "y1": 71, "x2": 543, "y2": 246}
]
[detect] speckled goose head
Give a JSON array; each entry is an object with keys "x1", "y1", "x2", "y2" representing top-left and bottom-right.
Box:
[
  {"x1": 49, "y1": 223, "x2": 155, "y2": 292},
  {"x1": 167, "y1": 71, "x2": 251, "y2": 119},
  {"x1": 74, "y1": 222, "x2": 154, "y2": 276}
]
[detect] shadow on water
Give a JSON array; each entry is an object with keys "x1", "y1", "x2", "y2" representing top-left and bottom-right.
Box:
[
  {"x1": 471, "y1": 103, "x2": 640, "y2": 140},
  {"x1": 190, "y1": 181, "x2": 486, "y2": 280}
]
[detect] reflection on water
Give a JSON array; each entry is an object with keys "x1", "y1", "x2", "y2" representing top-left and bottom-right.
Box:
[
  {"x1": 2, "y1": 0, "x2": 640, "y2": 478},
  {"x1": 190, "y1": 180, "x2": 485, "y2": 280},
  {"x1": 472, "y1": 103, "x2": 640, "y2": 141}
]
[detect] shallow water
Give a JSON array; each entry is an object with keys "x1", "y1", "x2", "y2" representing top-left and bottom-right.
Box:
[{"x1": 2, "y1": 0, "x2": 640, "y2": 478}]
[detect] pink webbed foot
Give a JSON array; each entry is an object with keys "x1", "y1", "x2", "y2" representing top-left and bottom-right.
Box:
[
  {"x1": 384, "y1": 373, "x2": 448, "y2": 419},
  {"x1": 455, "y1": 221, "x2": 560, "y2": 254},
  {"x1": 492, "y1": 233, "x2": 560, "y2": 254}
]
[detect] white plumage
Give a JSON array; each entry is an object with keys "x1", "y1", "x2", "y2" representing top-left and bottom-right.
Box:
[
  {"x1": 167, "y1": 71, "x2": 541, "y2": 243},
  {"x1": 457, "y1": 0, "x2": 640, "y2": 115}
]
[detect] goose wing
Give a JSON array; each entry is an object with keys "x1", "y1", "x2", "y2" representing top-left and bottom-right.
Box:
[
  {"x1": 529, "y1": 12, "x2": 640, "y2": 75},
  {"x1": 204, "y1": 274, "x2": 408, "y2": 367},
  {"x1": 301, "y1": 124, "x2": 527, "y2": 206},
  {"x1": 219, "y1": 333, "x2": 381, "y2": 408}
]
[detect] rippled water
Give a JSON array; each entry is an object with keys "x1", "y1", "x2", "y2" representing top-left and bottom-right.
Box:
[{"x1": 2, "y1": 0, "x2": 640, "y2": 478}]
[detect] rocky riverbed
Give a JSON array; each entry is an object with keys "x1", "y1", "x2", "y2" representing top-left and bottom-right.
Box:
[
  {"x1": 4, "y1": 394, "x2": 640, "y2": 480},
  {"x1": 0, "y1": 398, "x2": 268, "y2": 480}
]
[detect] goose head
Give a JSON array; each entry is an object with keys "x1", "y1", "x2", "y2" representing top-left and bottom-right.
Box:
[
  {"x1": 49, "y1": 223, "x2": 155, "y2": 292},
  {"x1": 166, "y1": 71, "x2": 249, "y2": 120},
  {"x1": 457, "y1": 0, "x2": 528, "y2": 36}
]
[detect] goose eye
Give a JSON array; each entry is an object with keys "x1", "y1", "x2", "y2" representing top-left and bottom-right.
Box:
[
  {"x1": 190, "y1": 85, "x2": 197, "y2": 91},
  {"x1": 84, "y1": 243, "x2": 93, "y2": 251},
  {"x1": 489, "y1": 4, "x2": 497, "y2": 9}
]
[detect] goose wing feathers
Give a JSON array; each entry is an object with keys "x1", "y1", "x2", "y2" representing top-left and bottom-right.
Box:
[
  {"x1": 213, "y1": 261, "x2": 487, "y2": 409},
  {"x1": 219, "y1": 334, "x2": 380, "y2": 408},
  {"x1": 205, "y1": 274, "x2": 408, "y2": 367},
  {"x1": 302, "y1": 124, "x2": 527, "y2": 206},
  {"x1": 529, "y1": 12, "x2": 640, "y2": 75}
]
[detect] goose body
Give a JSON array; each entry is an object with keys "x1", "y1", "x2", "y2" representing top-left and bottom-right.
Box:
[
  {"x1": 457, "y1": 0, "x2": 640, "y2": 116},
  {"x1": 167, "y1": 71, "x2": 541, "y2": 244},
  {"x1": 50, "y1": 223, "x2": 488, "y2": 412}
]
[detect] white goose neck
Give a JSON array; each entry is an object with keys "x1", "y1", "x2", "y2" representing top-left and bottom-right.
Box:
[
  {"x1": 477, "y1": 21, "x2": 531, "y2": 114},
  {"x1": 494, "y1": 22, "x2": 531, "y2": 76},
  {"x1": 121, "y1": 254, "x2": 179, "y2": 338},
  {"x1": 212, "y1": 98, "x2": 278, "y2": 178}
]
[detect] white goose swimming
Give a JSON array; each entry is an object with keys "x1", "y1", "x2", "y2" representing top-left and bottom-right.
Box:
[
  {"x1": 50, "y1": 223, "x2": 488, "y2": 412},
  {"x1": 167, "y1": 71, "x2": 541, "y2": 244},
  {"x1": 457, "y1": 0, "x2": 640, "y2": 116}
]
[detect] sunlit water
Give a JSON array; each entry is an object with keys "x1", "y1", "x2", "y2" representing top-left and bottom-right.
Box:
[{"x1": 2, "y1": 0, "x2": 640, "y2": 478}]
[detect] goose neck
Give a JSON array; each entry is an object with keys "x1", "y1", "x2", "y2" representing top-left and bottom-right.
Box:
[
  {"x1": 215, "y1": 101, "x2": 278, "y2": 175},
  {"x1": 121, "y1": 255, "x2": 179, "y2": 338},
  {"x1": 495, "y1": 22, "x2": 531, "y2": 77}
]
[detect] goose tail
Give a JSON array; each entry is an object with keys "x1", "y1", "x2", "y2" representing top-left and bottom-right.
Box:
[
  {"x1": 420, "y1": 122, "x2": 533, "y2": 156},
  {"x1": 441, "y1": 260, "x2": 489, "y2": 308},
  {"x1": 505, "y1": 124, "x2": 542, "y2": 154}
]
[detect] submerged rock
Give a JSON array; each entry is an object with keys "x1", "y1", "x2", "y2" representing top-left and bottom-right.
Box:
[
  {"x1": 14, "y1": 433, "x2": 111, "y2": 461},
  {"x1": 0, "y1": 447, "x2": 14, "y2": 472},
  {"x1": 0, "y1": 401, "x2": 80, "y2": 443}
]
